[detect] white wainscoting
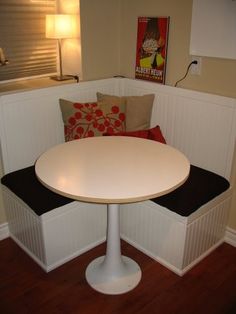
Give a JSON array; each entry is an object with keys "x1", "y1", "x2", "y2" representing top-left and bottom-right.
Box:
[
  {"x1": 0, "y1": 78, "x2": 121, "y2": 174},
  {"x1": 2, "y1": 185, "x2": 107, "y2": 272},
  {"x1": 121, "y1": 191, "x2": 231, "y2": 276},
  {"x1": 122, "y1": 78, "x2": 236, "y2": 180}
]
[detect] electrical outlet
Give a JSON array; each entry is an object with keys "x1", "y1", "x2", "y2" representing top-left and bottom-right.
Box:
[{"x1": 190, "y1": 56, "x2": 202, "y2": 75}]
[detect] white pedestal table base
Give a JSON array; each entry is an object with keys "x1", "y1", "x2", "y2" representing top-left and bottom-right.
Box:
[
  {"x1": 86, "y1": 255, "x2": 141, "y2": 294},
  {"x1": 85, "y1": 204, "x2": 141, "y2": 294}
]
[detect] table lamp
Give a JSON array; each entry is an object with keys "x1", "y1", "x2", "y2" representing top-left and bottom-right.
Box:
[{"x1": 46, "y1": 14, "x2": 77, "y2": 81}]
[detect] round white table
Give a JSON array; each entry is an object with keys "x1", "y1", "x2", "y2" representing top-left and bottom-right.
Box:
[{"x1": 35, "y1": 136, "x2": 190, "y2": 295}]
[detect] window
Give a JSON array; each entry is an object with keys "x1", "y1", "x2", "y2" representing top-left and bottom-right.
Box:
[{"x1": 0, "y1": 0, "x2": 57, "y2": 82}]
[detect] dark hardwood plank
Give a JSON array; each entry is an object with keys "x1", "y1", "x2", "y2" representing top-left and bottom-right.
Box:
[{"x1": 0, "y1": 238, "x2": 236, "y2": 314}]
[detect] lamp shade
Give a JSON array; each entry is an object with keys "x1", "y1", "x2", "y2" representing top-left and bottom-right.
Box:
[{"x1": 46, "y1": 14, "x2": 78, "y2": 39}]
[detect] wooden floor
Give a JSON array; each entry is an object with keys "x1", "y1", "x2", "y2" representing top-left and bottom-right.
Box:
[{"x1": 1, "y1": 238, "x2": 236, "y2": 314}]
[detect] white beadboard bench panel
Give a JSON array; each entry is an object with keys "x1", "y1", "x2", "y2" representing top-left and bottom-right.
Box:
[
  {"x1": 0, "y1": 78, "x2": 235, "y2": 274},
  {"x1": 120, "y1": 189, "x2": 232, "y2": 275},
  {"x1": 2, "y1": 185, "x2": 106, "y2": 271},
  {"x1": 0, "y1": 78, "x2": 121, "y2": 174},
  {"x1": 121, "y1": 78, "x2": 236, "y2": 180}
]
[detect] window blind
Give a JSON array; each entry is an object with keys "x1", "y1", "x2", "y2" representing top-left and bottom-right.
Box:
[{"x1": 0, "y1": 0, "x2": 57, "y2": 81}]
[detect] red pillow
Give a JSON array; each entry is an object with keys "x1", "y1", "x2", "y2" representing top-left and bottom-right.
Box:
[
  {"x1": 148, "y1": 126, "x2": 166, "y2": 144},
  {"x1": 104, "y1": 125, "x2": 166, "y2": 144}
]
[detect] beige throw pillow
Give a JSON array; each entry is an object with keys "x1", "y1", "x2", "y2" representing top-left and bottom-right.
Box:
[
  {"x1": 125, "y1": 94, "x2": 154, "y2": 131},
  {"x1": 97, "y1": 92, "x2": 126, "y2": 108},
  {"x1": 97, "y1": 92, "x2": 154, "y2": 131}
]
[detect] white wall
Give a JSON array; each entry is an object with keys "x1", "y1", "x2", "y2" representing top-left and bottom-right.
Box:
[
  {"x1": 190, "y1": 0, "x2": 236, "y2": 59},
  {"x1": 79, "y1": 0, "x2": 121, "y2": 80}
]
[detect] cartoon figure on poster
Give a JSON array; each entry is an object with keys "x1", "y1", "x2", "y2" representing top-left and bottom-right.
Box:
[{"x1": 135, "y1": 17, "x2": 169, "y2": 84}]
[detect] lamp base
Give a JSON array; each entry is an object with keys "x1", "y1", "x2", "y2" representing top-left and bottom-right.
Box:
[{"x1": 50, "y1": 75, "x2": 74, "y2": 81}]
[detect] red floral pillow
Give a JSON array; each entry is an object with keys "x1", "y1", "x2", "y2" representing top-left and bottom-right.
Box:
[
  {"x1": 59, "y1": 99, "x2": 126, "y2": 141},
  {"x1": 104, "y1": 125, "x2": 166, "y2": 144}
]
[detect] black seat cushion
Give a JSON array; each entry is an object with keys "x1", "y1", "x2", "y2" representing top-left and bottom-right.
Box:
[
  {"x1": 1, "y1": 166, "x2": 73, "y2": 216},
  {"x1": 1, "y1": 164, "x2": 230, "y2": 218},
  {"x1": 151, "y1": 165, "x2": 230, "y2": 217}
]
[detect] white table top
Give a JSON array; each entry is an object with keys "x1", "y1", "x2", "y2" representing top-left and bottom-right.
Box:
[{"x1": 35, "y1": 136, "x2": 190, "y2": 204}]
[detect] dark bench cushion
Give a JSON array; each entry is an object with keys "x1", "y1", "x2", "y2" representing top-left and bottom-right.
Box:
[
  {"x1": 151, "y1": 165, "x2": 230, "y2": 217},
  {"x1": 1, "y1": 166, "x2": 73, "y2": 216},
  {"x1": 1, "y1": 164, "x2": 230, "y2": 218}
]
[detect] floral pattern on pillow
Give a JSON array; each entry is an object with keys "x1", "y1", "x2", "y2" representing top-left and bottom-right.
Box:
[{"x1": 60, "y1": 100, "x2": 126, "y2": 141}]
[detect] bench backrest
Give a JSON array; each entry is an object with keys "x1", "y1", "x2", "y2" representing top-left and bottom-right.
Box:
[
  {"x1": 0, "y1": 78, "x2": 120, "y2": 174},
  {"x1": 0, "y1": 78, "x2": 235, "y2": 181},
  {"x1": 122, "y1": 79, "x2": 236, "y2": 181}
]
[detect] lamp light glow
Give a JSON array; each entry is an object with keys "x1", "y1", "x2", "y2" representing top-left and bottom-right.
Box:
[
  {"x1": 46, "y1": 15, "x2": 78, "y2": 39},
  {"x1": 46, "y1": 14, "x2": 78, "y2": 81}
]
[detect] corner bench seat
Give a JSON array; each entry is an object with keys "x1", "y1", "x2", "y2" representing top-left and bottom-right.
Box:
[
  {"x1": 1, "y1": 166, "x2": 73, "y2": 216},
  {"x1": 1, "y1": 164, "x2": 230, "y2": 217},
  {"x1": 0, "y1": 77, "x2": 235, "y2": 275},
  {"x1": 152, "y1": 165, "x2": 230, "y2": 216}
]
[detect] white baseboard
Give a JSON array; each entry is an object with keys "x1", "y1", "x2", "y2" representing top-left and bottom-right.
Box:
[
  {"x1": 0, "y1": 222, "x2": 9, "y2": 240},
  {"x1": 225, "y1": 226, "x2": 236, "y2": 247}
]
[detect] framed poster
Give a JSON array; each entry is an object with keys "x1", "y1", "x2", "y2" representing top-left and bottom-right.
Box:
[{"x1": 135, "y1": 17, "x2": 169, "y2": 84}]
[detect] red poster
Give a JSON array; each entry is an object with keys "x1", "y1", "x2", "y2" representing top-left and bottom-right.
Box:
[{"x1": 135, "y1": 17, "x2": 169, "y2": 84}]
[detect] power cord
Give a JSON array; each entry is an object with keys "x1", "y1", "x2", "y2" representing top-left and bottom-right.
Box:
[
  {"x1": 67, "y1": 75, "x2": 79, "y2": 83},
  {"x1": 174, "y1": 60, "x2": 198, "y2": 87},
  {"x1": 73, "y1": 75, "x2": 79, "y2": 83}
]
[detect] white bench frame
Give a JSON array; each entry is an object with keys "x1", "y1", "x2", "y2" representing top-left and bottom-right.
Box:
[{"x1": 0, "y1": 78, "x2": 235, "y2": 274}]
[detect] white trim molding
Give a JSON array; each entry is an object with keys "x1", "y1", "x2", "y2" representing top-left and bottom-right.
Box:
[
  {"x1": 0, "y1": 222, "x2": 9, "y2": 241},
  {"x1": 225, "y1": 227, "x2": 236, "y2": 247}
]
